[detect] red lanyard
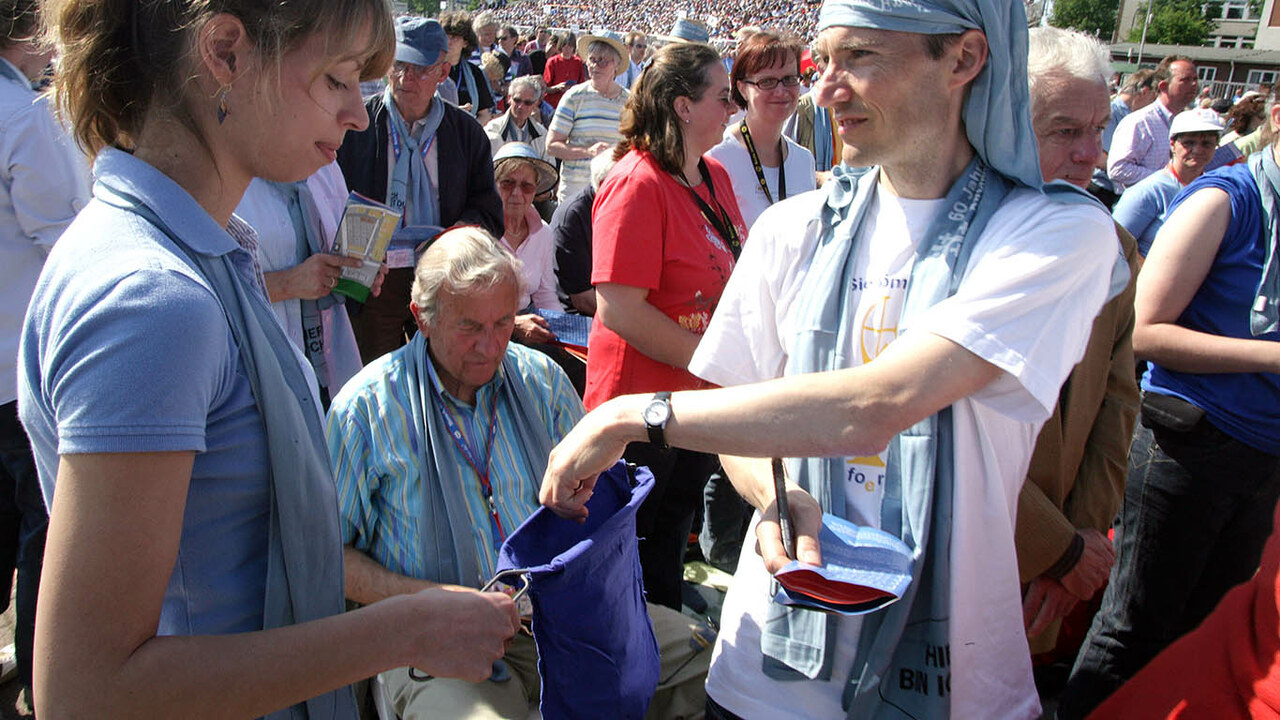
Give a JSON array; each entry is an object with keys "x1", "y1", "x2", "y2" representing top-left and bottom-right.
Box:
[{"x1": 435, "y1": 392, "x2": 505, "y2": 543}]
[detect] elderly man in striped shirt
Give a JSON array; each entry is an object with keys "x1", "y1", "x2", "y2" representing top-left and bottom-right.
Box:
[{"x1": 326, "y1": 227, "x2": 707, "y2": 720}]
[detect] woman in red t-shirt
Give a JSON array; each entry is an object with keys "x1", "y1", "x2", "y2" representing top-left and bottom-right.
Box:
[{"x1": 587, "y1": 42, "x2": 746, "y2": 611}]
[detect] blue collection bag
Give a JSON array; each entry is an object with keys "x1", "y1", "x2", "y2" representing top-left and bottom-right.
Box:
[{"x1": 495, "y1": 461, "x2": 659, "y2": 720}]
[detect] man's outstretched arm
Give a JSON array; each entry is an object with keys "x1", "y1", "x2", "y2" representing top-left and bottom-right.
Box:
[{"x1": 540, "y1": 330, "x2": 1002, "y2": 520}]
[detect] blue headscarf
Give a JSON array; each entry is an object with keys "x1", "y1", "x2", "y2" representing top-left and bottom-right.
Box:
[{"x1": 816, "y1": 0, "x2": 1043, "y2": 189}]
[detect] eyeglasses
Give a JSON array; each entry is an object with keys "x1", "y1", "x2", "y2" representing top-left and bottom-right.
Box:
[
  {"x1": 498, "y1": 178, "x2": 539, "y2": 195},
  {"x1": 510, "y1": 97, "x2": 539, "y2": 107},
  {"x1": 1174, "y1": 137, "x2": 1218, "y2": 149},
  {"x1": 741, "y1": 75, "x2": 802, "y2": 91},
  {"x1": 587, "y1": 55, "x2": 616, "y2": 67},
  {"x1": 391, "y1": 61, "x2": 435, "y2": 82}
]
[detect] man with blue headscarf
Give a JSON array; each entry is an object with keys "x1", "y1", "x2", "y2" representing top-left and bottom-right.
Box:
[{"x1": 537, "y1": 0, "x2": 1127, "y2": 716}]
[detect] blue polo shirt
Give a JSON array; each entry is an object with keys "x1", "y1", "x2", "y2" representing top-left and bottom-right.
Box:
[{"x1": 18, "y1": 148, "x2": 272, "y2": 636}]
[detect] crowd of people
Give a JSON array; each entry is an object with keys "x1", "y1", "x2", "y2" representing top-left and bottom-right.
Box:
[
  {"x1": 4, "y1": 0, "x2": 1280, "y2": 719},
  {"x1": 493, "y1": 0, "x2": 822, "y2": 45}
]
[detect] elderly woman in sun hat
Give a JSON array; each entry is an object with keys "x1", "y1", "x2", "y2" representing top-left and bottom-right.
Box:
[
  {"x1": 493, "y1": 142, "x2": 560, "y2": 342},
  {"x1": 546, "y1": 31, "x2": 630, "y2": 202}
]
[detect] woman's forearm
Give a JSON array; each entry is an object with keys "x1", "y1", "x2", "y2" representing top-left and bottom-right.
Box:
[
  {"x1": 1134, "y1": 321, "x2": 1280, "y2": 374},
  {"x1": 596, "y1": 289, "x2": 701, "y2": 369}
]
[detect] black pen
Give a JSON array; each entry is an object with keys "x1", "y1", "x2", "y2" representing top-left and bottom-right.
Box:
[{"x1": 772, "y1": 457, "x2": 796, "y2": 561}]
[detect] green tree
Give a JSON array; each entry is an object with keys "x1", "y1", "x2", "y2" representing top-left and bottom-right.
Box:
[
  {"x1": 1124, "y1": 0, "x2": 1216, "y2": 45},
  {"x1": 1049, "y1": 0, "x2": 1119, "y2": 40},
  {"x1": 407, "y1": 0, "x2": 441, "y2": 15}
]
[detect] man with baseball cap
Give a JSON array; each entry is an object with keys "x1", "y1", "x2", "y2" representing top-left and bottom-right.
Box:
[
  {"x1": 337, "y1": 16, "x2": 502, "y2": 364},
  {"x1": 536, "y1": 0, "x2": 1127, "y2": 715},
  {"x1": 1114, "y1": 109, "x2": 1226, "y2": 255}
]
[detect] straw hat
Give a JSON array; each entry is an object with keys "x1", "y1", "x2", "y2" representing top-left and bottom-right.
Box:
[
  {"x1": 577, "y1": 31, "x2": 630, "y2": 77},
  {"x1": 493, "y1": 142, "x2": 559, "y2": 195}
]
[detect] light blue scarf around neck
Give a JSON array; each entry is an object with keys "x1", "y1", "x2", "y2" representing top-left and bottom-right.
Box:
[
  {"x1": 401, "y1": 333, "x2": 556, "y2": 586},
  {"x1": 1247, "y1": 150, "x2": 1280, "y2": 336},
  {"x1": 384, "y1": 86, "x2": 444, "y2": 228},
  {"x1": 763, "y1": 158, "x2": 1119, "y2": 718},
  {"x1": 98, "y1": 175, "x2": 354, "y2": 720},
  {"x1": 266, "y1": 180, "x2": 345, "y2": 388}
]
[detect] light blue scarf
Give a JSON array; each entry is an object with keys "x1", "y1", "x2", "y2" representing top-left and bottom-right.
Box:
[
  {"x1": 98, "y1": 173, "x2": 353, "y2": 720},
  {"x1": 401, "y1": 333, "x2": 556, "y2": 586},
  {"x1": 765, "y1": 163, "x2": 1120, "y2": 718},
  {"x1": 453, "y1": 62, "x2": 482, "y2": 118},
  {"x1": 384, "y1": 87, "x2": 444, "y2": 228},
  {"x1": 266, "y1": 180, "x2": 345, "y2": 389},
  {"x1": 1247, "y1": 150, "x2": 1280, "y2": 336}
]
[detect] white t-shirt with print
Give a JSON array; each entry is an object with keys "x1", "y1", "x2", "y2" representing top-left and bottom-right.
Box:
[
  {"x1": 706, "y1": 130, "x2": 817, "y2": 231},
  {"x1": 689, "y1": 178, "x2": 1119, "y2": 720}
]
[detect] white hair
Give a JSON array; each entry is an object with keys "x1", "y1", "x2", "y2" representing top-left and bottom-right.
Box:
[
  {"x1": 410, "y1": 227, "x2": 523, "y2": 324},
  {"x1": 590, "y1": 149, "x2": 618, "y2": 191},
  {"x1": 508, "y1": 75, "x2": 544, "y2": 101},
  {"x1": 472, "y1": 10, "x2": 496, "y2": 33},
  {"x1": 1027, "y1": 27, "x2": 1110, "y2": 108}
]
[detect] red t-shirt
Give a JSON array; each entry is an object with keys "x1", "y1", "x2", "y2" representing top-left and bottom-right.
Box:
[
  {"x1": 585, "y1": 149, "x2": 747, "y2": 410},
  {"x1": 1089, "y1": 501, "x2": 1280, "y2": 719},
  {"x1": 542, "y1": 54, "x2": 586, "y2": 109}
]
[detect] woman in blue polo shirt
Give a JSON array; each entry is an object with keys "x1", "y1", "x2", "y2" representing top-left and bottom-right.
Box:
[{"x1": 19, "y1": 2, "x2": 518, "y2": 716}]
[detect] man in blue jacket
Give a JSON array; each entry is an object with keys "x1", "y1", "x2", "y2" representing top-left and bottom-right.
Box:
[{"x1": 337, "y1": 16, "x2": 502, "y2": 363}]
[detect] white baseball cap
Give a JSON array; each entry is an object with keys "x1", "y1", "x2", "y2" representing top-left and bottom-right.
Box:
[{"x1": 1170, "y1": 109, "x2": 1225, "y2": 137}]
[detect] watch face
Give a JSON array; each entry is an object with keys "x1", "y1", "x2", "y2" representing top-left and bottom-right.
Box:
[{"x1": 643, "y1": 400, "x2": 669, "y2": 426}]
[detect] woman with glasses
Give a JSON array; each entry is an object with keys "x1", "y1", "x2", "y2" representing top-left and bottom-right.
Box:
[
  {"x1": 707, "y1": 30, "x2": 815, "y2": 229},
  {"x1": 493, "y1": 143, "x2": 560, "y2": 346},
  {"x1": 1113, "y1": 110, "x2": 1225, "y2": 256},
  {"x1": 546, "y1": 33, "x2": 629, "y2": 202},
  {"x1": 586, "y1": 43, "x2": 746, "y2": 611},
  {"x1": 21, "y1": 4, "x2": 519, "y2": 717}
]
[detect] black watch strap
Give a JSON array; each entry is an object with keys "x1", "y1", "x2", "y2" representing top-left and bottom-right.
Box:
[{"x1": 646, "y1": 391, "x2": 672, "y2": 447}]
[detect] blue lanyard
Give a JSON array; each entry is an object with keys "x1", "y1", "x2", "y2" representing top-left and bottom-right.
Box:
[
  {"x1": 434, "y1": 391, "x2": 505, "y2": 545},
  {"x1": 387, "y1": 115, "x2": 438, "y2": 167}
]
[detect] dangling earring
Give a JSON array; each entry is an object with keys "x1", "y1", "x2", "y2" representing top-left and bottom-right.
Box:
[{"x1": 216, "y1": 85, "x2": 231, "y2": 125}]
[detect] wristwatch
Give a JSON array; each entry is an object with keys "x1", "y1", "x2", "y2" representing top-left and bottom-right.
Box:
[{"x1": 642, "y1": 391, "x2": 672, "y2": 448}]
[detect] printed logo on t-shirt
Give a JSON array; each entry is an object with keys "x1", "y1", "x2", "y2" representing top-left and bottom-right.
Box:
[
  {"x1": 845, "y1": 277, "x2": 908, "y2": 523},
  {"x1": 677, "y1": 290, "x2": 715, "y2": 334},
  {"x1": 703, "y1": 225, "x2": 728, "y2": 255}
]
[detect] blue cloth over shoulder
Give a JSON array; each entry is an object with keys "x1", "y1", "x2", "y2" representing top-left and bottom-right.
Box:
[{"x1": 495, "y1": 461, "x2": 659, "y2": 720}]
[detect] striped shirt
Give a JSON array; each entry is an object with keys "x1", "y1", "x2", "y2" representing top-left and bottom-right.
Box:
[
  {"x1": 548, "y1": 83, "x2": 629, "y2": 201},
  {"x1": 327, "y1": 342, "x2": 584, "y2": 583}
]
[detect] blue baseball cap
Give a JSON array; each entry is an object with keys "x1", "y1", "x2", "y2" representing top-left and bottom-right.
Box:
[{"x1": 394, "y1": 16, "x2": 447, "y2": 68}]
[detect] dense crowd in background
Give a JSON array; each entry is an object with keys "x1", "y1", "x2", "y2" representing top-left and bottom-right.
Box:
[
  {"x1": 492, "y1": 0, "x2": 821, "y2": 44},
  {"x1": 4, "y1": 0, "x2": 1280, "y2": 719}
]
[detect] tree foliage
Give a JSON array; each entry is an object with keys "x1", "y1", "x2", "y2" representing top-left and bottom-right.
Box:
[
  {"x1": 1049, "y1": 0, "x2": 1119, "y2": 40},
  {"x1": 407, "y1": 0, "x2": 441, "y2": 15},
  {"x1": 1124, "y1": 0, "x2": 1216, "y2": 45}
]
